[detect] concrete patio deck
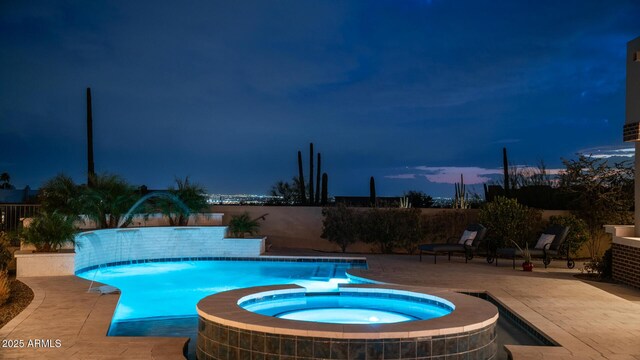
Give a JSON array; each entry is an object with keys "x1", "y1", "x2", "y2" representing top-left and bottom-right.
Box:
[{"x1": 1, "y1": 253, "x2": 639, "y2": 359}]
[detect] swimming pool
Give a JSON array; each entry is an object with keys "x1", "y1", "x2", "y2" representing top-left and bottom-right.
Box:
[{"x1": 76, "y1": 259, "x2": 364, "y2": 322}]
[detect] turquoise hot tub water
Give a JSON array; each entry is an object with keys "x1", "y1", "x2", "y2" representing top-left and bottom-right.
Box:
[{"x1": 239, "y1": 289, "x2": 454, "y2": 324}]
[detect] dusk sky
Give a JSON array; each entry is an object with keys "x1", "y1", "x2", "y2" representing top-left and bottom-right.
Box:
[{"x1": 1, "y1": 1, "x2": 639, "y2": 197}]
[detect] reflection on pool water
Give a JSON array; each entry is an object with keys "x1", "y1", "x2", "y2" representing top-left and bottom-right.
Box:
[
  {"x1": 279, "y1": 308, "x2": 415, "y2": 324},
  {"x1": 76, "y1": 260, "x2": 360, "y2": 322}
]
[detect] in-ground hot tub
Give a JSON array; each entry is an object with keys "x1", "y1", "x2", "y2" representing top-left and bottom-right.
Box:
[
  {"x1": 239, "y1": 287, "x2": 454, "y2": 324},
  {"x1": 197, "y1": 284, "x2": 499, "y2": 360}
]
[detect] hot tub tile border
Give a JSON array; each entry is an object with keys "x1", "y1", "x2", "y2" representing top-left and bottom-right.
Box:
[{"x1": 197, "y1": 319, "x2": 497, "y2": 360}]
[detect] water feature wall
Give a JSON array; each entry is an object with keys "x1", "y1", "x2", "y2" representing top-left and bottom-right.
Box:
[{"x1": 75, "y1": 227, "x2": 265, "y2": 273}]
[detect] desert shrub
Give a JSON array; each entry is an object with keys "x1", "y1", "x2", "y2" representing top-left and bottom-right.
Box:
[
  {"x1": 0, "y1": 233, "x2": 12, "y2": 271},
  {"x1": 228, "y1": 212, "x2": 260, "y2": 238},
  {"x1": 581, "y1": 248, "x2": 613, "y2": 279},
  {"x1": 158, "y1": 177, "x2": 209, "y2": 226},
  {"x1": 421, "y1": 211, "x2": 470, "y2": 244},
  {"x1": 359, "y1": 208, "x2": 423, "y2": 253},
  {"x1": 547, "y1": 214, "x2": 589, "y2": 257},
  {"x1": 0, "y1": 270, "x2": 9, "y2": 305},
  {"x1": 22, "y1": 212, "x2": 77, "y2": 252},
  {"x1": 403, "y1": 191, "x2": 434, "y2": 208},
  {"x1": 479, "y1": 196, "x2": 542, "y2": 249},
  {"x1": 559, "y1": 155, "x2": 634, "y2": 259},
  {"x1": 39, "y1": 173, "x2": 83, "y2": 216},
  {"x1": 360, "y1": 208, "x2": 395, "y2": 253},
  {"x1": 394, "y1": 208, "x2": 424, "y2": 254},
  {"x1": 321, "y1": 204, "x2": 360, "y2": 253}
]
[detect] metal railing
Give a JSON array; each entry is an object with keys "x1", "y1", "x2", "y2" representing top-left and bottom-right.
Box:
[{"x1": 0, "y1": 204, "x2": 41, "y2": 233}]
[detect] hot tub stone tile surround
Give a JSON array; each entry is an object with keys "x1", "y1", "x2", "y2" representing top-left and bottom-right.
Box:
[
  {"x1": 197, "y1": 284, "x2": 499, "y2": 360},
  {"x1": 197, "y1": 321, "x2": 497, "y2": 360}
]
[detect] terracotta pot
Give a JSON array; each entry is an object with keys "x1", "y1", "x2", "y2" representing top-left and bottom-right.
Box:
[{"x1": 522, "y1": 262, "x2": 534, "y2": 272}]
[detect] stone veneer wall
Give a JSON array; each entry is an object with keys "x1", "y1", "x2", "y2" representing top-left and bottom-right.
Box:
[
  {"x1": 74, "y1": 226, "x2": 264, "y2": 273},
  {"x1": 196, "y1": 319, "x2": 497, "y2": 360},
  {"x1": 612, "y1": 242, "x2": 640, "y2": 289}
]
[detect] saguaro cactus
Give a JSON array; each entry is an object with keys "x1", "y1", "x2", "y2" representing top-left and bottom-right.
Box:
[
  {"x1": 453, "y1": 174, "x2": 469, "y2": 209},
  {"x1": 315, "y1": 153, "x2": 321, "y2": 204},
  {"x1": 86, "y1": 87, "x2": 95, "y2": 187},
  {"x1": 321, "y1": 173, "x2": 328, "y2": 205},
  {"x1": 503, "y1": 147, "x2": 510, "y2": 197},
  {"x1": 369, "y1": 176, "x2": 376, "y2": 207},
  {"x1": 309, "y1": 143, "x2": 314, "y2": 205},
  {"x1": 297, "y1": 151, "x2": 307, "y2": 204}
]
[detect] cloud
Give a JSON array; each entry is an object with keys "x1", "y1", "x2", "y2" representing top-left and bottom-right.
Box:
[
  {"x1": 577, "y1": 146, "x2": 634, "y2": 159},
  {"x1": 385, "y1": 173, "x2": 417, "y2": 179},
  {"x1": 385, "y1": 165, "x2": 565, "y2": 185}
]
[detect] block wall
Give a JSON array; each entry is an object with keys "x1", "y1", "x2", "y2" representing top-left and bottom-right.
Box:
[{"x1": 612, "y1": 242, "x2": 640, "y2": 289}]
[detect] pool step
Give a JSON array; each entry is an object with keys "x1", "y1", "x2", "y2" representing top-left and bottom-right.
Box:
[{"x1": 311, "y1": 265, "x2": 336, "y2": 279}]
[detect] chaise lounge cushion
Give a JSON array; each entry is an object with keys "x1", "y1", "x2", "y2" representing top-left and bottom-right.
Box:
[
  {"x1": 534, "y1": 234, "x2": 555, "y2": 249},
  {"x1": 458, "y1": 230, "x2": 477, "y2": 245}
]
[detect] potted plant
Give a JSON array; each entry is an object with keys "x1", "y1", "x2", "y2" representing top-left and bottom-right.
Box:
[
  {"x1": 228, "y1": 212, "x2": 262, "y2": 238},
  {"x1": 22, "y1": 211, "x2": 77, "y2": 252},
  {"x1": 512, "y1": 240, "x2": 533, "y2": 271}
]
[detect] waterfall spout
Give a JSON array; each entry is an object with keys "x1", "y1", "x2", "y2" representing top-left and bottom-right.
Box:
[{"x1": 117, "y1": 192, "x2": 191, "y2": 228}]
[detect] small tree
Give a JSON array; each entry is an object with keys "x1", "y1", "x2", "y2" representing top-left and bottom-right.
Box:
[
  {"x1": 22, "y1": 212, "x2": 76, "y2": 252},
  {"x1": 395, "y1": 208, "x2": 424, "y2": 254},
  {"x1": 0, "y1": 172, "x2": 14, "y2": 189},
  {"x1": 360, "y1": 208, "x2": 422, "y2": 253},
  {"x1": 321, "y1": 204, "x2": 360, "y2": 253},
  {"x1": 228, "y1": 212, "x2": 261, "y2": 238},
  {"x1": 478, "y1": 196, "x2": 542, "y2": 249},
  {"x1": 548, "y1": 214, "x2": 589, "y2": 257},
  {"x1": 159, "y1": 177, "x2": 209, "y2": 226},
  {"x1": 403, "y1": 190, "x2": 433, "y2": 208},
  {"x1": 269, "y1": 177, "x2": 304, "y2": 205},
  {"x1": 559, "y1": 155, "x2": 634, "y2": 259},
  {"x1": 421, "y1": 211, "x2": 470, "y2": 245},
  {"x1": 82, "y1": 174, "x2": 139, "y2": 228},
  {"x1": 361, "y1": 208, "x2": 393, "y2": 253},
  {"x1": 39, "y1": 174, "x2": 83, "y2": 217}
]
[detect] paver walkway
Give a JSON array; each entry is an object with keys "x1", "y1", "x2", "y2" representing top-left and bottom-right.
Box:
[
  {"x1": 1, "y1": 253, "x2": 639, "y2": 359},
  {"x1": 356, "y1": 254, "x2": 640, "y2": 360},
  {"x1": 0, "y1": 277, "x2": 187, "y2": 359}
]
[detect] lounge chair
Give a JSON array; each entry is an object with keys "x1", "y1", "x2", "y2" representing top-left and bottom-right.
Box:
[
  {"x1": 418, "y1": 224, "x2": 487, "y2": 263},
  {"x1": 490, "y1": 225, "x2": 574, "y2": 269}
]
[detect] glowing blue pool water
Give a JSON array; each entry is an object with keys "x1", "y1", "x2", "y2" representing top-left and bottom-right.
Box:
[
  {"x1": 76, "y1": 260, "x2": 358, "y2": 322},
  {"x1": 240, "y1": 289, "x2": 453, "y2": 324}
]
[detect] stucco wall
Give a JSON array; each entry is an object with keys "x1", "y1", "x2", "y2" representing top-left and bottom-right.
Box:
[
  {"x1": 210, "y1": 206, "x2": 483, "y2": 253},
  {"x1": 15, "y1": 252, "x2": 75, "y2": 277},
  {"x1": 211, "y1": 206, "x2": 586, "y2": 256}
]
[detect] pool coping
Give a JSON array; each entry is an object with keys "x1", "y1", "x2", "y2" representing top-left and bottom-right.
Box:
[
  {"x1": 197, "y1": 284, "x2": 499, "y2": 339},
  {"x1": 75, "y1": 255, "x2": 368, "y2": 275}
]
